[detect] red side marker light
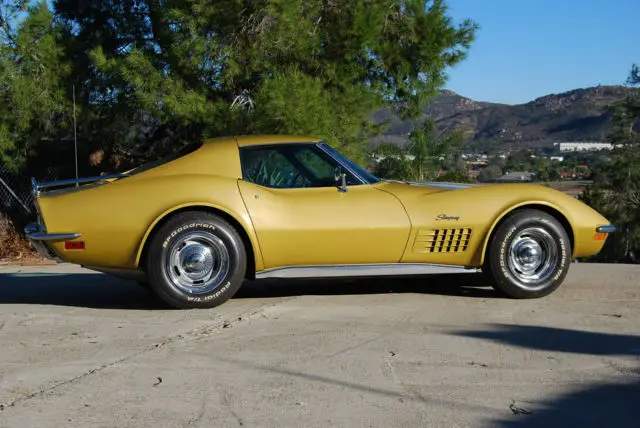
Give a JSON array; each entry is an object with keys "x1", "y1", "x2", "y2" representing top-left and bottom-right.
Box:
[
  {"x1": 594, "y1": 233, "x2": 606, "y2": 241},
  {"x1": 65, "y1": 241, "x2": 85, "y2": 250}
]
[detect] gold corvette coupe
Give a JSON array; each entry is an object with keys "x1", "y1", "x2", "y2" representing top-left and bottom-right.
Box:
[{"x1": 25, "y1": 135, "x2": 614, "y2": 309}]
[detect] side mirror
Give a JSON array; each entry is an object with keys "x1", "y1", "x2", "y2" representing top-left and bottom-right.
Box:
[
  {"x1": 334, "y1": 167, "x2": 348, "y2": 192},
  {"x1": 338, "y1": 172, "x2": 348, "y2": 192}
]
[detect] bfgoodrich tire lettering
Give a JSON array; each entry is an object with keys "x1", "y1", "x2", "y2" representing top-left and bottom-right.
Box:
[
  {"x1": 485, "y1": 209, "x2": 571, "y2": 299},
  {"x1": 146, "y1": 211, "x2": 247, "y2": 309}
]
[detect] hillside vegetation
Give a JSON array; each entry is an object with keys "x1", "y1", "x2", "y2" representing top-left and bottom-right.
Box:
[{"x1": 372, "y1": 85, "x2": 633, "y2": 149}]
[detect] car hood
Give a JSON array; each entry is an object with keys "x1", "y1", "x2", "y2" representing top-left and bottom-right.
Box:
[
  {"x1": 375, "y1": 179, "x2": 485, "y2": 197},
  {"x1": 403, "y1": 180, "x2": 485, "y2": 189}
]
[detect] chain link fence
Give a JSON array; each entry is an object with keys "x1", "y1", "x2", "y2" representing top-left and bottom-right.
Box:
[{"x1": 0, "y1": 164, "x2": 59, "y2": 227}]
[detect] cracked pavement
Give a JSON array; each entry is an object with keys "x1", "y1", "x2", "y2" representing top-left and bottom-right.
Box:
[{"x1": 0, "y1": 263, "x2": 639, "y2": 427}]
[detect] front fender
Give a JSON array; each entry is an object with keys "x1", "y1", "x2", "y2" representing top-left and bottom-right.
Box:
[
  {"x1": 383, "y1": 182, "x2": 611, "y2": 266},
  {"x1": 469, "y1": 185, "x2": 611, "y2": 265}
]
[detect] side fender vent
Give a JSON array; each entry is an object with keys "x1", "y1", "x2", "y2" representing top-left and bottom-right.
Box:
[{"x1": 413, "y1": 228, "x2": 472, "y2": 253}]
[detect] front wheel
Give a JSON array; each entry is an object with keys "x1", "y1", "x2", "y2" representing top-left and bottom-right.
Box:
[
  {"x1": 484, "y1": 209, "x2": 571, "y2": 299},
  {"x1": 145, "y1": 211, "x2": 247, "y2": 309}
]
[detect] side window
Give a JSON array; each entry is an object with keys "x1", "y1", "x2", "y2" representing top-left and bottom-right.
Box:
[
  {"x1": 240, "y1": 144, "x2": 361, "y2": 189},
  {"x1": 241, "y1": 148, "x2": 311, "y2": 188},
  {"x1": 290, "y1": 146, "x2": 360, "y2": 186}
]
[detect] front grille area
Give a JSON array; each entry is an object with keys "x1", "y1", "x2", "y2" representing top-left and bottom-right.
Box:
[{"x1": 413, "y1": 228, "x2": 472, "y2": 253}]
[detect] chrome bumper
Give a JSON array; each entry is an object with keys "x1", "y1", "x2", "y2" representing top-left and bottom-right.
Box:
[
  {"x1": 24, "y1": 223, "x2": 81, "y2": 241},
  {"x1": 24, "y1": 223, "x2": 80, "y2": 262},
  {"x1": 596, "y1": 225, "x2": 616, "y2": 234}
]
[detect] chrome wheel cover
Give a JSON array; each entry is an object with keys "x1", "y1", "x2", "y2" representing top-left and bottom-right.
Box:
[
  {"x1": 165, "y1": 231, "x2": 230, "y2": 295},
  {"x1": 507, "y1": 227, "x2": 559, "y2": 289}
]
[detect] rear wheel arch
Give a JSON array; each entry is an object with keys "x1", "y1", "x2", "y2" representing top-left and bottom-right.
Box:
[
  {"x1": 137, "y1": 204, "x2": 258, "y2": 280},
  {"x1": 480, "y1": 203, "x2": 575, "y2": 266}
]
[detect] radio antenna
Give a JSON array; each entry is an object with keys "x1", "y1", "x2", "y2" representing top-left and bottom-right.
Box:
[{"x1": 73, "y1": 85, "x2": 78, "y2": 186}]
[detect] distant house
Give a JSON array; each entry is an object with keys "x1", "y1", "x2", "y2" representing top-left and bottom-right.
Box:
[
  {"x1": 554, "y1": 141, "x2": 614, "y2": 152},
  {"x1": 496, "y1": 171, "x2": 536, "y2": 182}
]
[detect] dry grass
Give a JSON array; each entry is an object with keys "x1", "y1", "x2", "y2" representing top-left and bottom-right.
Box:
[{"x1": 0, "y1": 213, "x2": 40, "y2": 263}]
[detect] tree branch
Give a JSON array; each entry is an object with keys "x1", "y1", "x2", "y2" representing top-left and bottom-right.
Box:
[
  {"x1": 628, "y1": 64, "x2": 640, "y2": 86},
  {"x1": 0, "y1": 7, "x2": 18, "y2": 47}
]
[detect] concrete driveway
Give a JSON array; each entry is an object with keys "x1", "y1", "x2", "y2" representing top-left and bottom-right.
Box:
[{"x1": 0, "y1": 263, "x2": 638, "y2": 427}]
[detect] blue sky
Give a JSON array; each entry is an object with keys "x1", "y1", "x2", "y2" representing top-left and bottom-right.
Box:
[{"x1": 444, "y1": 0, "x2": 637, "y2": 105}]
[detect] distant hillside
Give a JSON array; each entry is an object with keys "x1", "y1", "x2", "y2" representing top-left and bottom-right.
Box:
[{"x1": 371, "y1": 85, "x2": 633, "y2": 150}]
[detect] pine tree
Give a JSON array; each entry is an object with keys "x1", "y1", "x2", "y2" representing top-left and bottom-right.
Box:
[
  {"x1": 52, "y1": 0, "x2": 478, "y2": 166},
  {"x1": 580, "y1": 65, "x2": 640, "y2": 262},
  {"x1": 0, "y1": 1, "x2": 71, "y2": 171}
]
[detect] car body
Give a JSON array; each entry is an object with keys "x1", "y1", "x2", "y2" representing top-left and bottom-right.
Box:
[{"x1": 25, "y1": 135, "x2": 615, "y2": 308}]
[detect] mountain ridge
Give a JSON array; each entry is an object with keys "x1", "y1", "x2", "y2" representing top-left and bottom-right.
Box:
[{"x1": 372, "y1": 85, "x2": 633, "y2": 150}]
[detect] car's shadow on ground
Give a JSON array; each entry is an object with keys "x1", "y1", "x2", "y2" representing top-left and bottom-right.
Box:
[
  {"x1": 236, "y1": 272, "x2": 497, "y2": 299},
  {"x1": 0, "y1": 272, "x2": 165, "y2": 309},
  {"x1": 0, "y1": 271, "x2": 498, "y2": 309},
  {"x1": 450, "y1": 324, "x2": 640, "y2": 427}
]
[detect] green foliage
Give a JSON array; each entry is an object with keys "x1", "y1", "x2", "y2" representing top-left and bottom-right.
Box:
[
  {"x1": 251, "y1": 69, "x2": 378, "y2": 163},
  {"x1": 407, "y1": 118, "x2": 465, "y2": 181},
  {"x1": 503, "y1": 149, "x2": 532, "y2": 172},
  {"x1": 538, "y1": 164, "x2": 561, "y2": 181},
  {"x1": 434, "y1": 170, "x2": 470, "y2": 183},
  {"x1": 43, "y1": 0, "x2": 477, "y2": 166},
  {"x1": 0, "y1": 0, "x2": 478, "y2": 173},
  {"x1": 371, "y1": 143, "x2": 413, "y2": 180},
  {"x1": 0, "y1": 1, "x2": 71, "y2": 171},
  {"x1": 580, "y1": 68, "x2": 640, "y2": 263},
  {"x1": 628, "y1": 64, "x2": 640, "y2": 85},
  {"x1": 371, "y1": 117, "x2": 465, "y2": 181},
  {"x1": 493, "y1": 149, "x2": 593, "y2": 183},
  {"x1": 477, "y1": 164, "x2": 503, "y2": 182},
  {"x1": 0, "y1": 1, "x2": 28, "y2": 43}
]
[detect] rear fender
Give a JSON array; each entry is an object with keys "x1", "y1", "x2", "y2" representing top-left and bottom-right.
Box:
[{"x1": 134, "y1": 202, "x2": 265, "y2": 272}]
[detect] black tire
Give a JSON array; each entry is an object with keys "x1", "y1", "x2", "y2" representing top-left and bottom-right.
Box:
[
  {"x1": 145, "y1": 211, "x2": 247, "y2": 309},
  {"x1": 484, "y1": 209, "x2": 571, "y2": 299}
]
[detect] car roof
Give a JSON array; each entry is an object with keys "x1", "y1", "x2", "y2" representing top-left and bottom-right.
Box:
[{"x1": 203, "y1": 134, "x2": 322, "y2": 148}]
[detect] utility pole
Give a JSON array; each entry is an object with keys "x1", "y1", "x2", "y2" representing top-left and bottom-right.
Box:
[{"x1": 73, "y1": 85, "x2": 78, "y2": 186}]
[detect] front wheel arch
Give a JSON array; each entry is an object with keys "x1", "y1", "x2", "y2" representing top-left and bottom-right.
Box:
[
  {"x1": 137, "y1": 205, "x2": 258, "y2": 280},
  {"x1": 484, "y1": 208, "x2": 572, "y2": 298},
  {"x1": 480, "y1": 203, "x2": 575, "y2": 267}
]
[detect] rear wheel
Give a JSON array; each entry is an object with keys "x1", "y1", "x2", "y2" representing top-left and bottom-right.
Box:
[
  {"x1": 145, "y1": 211, "x2": 247, "y2": 309},
  {"x1": 484, "y1": 209, "x2": 571, "y2": 299}
]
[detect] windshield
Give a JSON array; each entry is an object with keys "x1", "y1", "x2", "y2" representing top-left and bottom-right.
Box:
[{"x1": 319, "y1": 143, "x2": 380, "y2": 184}]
